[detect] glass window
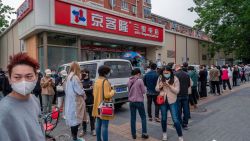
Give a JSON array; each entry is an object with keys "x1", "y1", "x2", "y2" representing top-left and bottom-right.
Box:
[
  {"x1": 104, "y1": 61, "x2": 132, "y2": 78},
  {"x1": 48, "y1": 46, "x2": 78, "y2": 70},
  {"x1": 144, "y1": 7, "x2": 151, "y2": 17},
  {"x1": 121, "y1": 0, "x2": 128, "y2": 10},
  {"x1": 132, "y1": 5, "x2": 137, "y2": 14},
  {"x1": 109, "y1": 0, "x2": 116, "y2": 7},
  {"x1": 80, "y1": 63, "x2": 97, "y2": 79},
  {"x1": 144, "y1": 0, "x2": 151, "y2": 4},
  {"x1": 47, "y1": 33, "x2": 77, "y2": 47}
]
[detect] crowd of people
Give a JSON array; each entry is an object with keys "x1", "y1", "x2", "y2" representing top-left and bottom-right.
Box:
[{"x1": 0, "y1": 52, "x2": 250, "y2": 141}]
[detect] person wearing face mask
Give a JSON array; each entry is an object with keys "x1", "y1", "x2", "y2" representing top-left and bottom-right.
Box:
[
  {"x1": 156, "y1": 66, "x2": 183, "y2": 141},
  {"x1": 0, "y1": 53, "x2": 45, "y2": 141},
  {"x1": 128, "y1": 68, "x2": 149, "y2": 140},
  {"x1": 65, "y1": 62, "x2": 86, "y2": 141},
  {"x1": 92, "y1": 65, "x2": 115, "y2": 141},
  {"x1": 41, "y1": 69, "x2": 55, "y2": 113},
  {"x1": 80, "y1": 69, "x2": 96, "y2": 136}
]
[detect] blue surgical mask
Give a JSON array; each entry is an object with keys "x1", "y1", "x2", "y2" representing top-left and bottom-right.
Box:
[{"x1": 163, "y1": 74, "x2": 171, "y2": 79}]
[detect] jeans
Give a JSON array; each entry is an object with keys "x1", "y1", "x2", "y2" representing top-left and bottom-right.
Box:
[
  {"x1": 129, "y1": 102, "x2": 147, "y2": 136},
  {"x1": 42, "y1": 95, "x2": 54, "y2": 113},
  {"x1": 160, "y1": 102, "x2": 183, "y2": 137},
  {"x1": 96, "y1": 117, "x2": 109, "y2": 141},
  {"x1": 146, "y1": 95, "x2": 159, "y2": 118},
  {"x1": 222, "y1": 79, "x2": 232, "y2": 90},
  {"x1": 211, "y1": 81, "x2": 220, "y2": 94},
  {"x1": 83, "y1": 106, "x2": 95, "y2": 131},
  {"x1": 177, "y1": 96, "x2": 190, "y2": 127}
]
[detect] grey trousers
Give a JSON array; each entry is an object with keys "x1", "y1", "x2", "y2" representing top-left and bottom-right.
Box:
[{"x1": 42, "y1": 95, "x2": 54, "y2": 113}]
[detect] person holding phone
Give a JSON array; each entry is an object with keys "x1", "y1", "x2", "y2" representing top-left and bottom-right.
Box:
[
  {"x1": 155, "y1": 66, "x2": 183, "y2": 141},
  {"x1": 41, "y1": 69, "x2": 55, "y2": 113}
]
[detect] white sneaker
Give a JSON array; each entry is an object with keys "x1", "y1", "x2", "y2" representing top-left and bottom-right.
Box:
[
  {"x1": 162, "y1": 133, "x2": 167, "y2": 141},
  {"x1": 179, "y1": 137, "x2": 184, "y2": 141},
  {"x1": 91, "y1": 130, "x2": 96, "y2": 136}
]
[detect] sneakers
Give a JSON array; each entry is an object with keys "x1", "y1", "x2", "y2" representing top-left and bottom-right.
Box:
[
  {"x1": 73, "y1": 138, "x2": 85, "y2": 141},
  {"x1": 91, "y1": 130, "x2": 96, "y2": 136},
  {"x1": 141, "y1": 134, "x2": 149, "y2": 139},
  {"x1": 182, "y1": 125, "x2": 189, "y2": 130},
  {"x1": 178, "y1": 137, "x2": 184, "y2": 141},
  {"x1": 162, "y1": 133, "x2": 167, "y2": 141},
  {"x1": 148, "y1": 117, "x2": 153, "y2": 121},
  {"x1": 132, "y1": 135, "x2": 136, "y2": 139},
  {"x1": 155, "y1": 117, "x2": 161, "y2": 122},
  {"x1": 79, "y1": 131, "x2": 86, "y2": 137}
]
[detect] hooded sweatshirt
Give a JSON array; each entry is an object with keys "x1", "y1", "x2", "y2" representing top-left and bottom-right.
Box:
[{"x1": 127, "y1": 76, "x2": 146, "y2": 102}]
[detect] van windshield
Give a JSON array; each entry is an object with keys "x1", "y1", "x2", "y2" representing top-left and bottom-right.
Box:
[
  {"x1": 80, "y1": 63, "x2": 97, "y2": 79},
  {"x1": 104, "y1": 61, "x2": 132, "y2": 78}
]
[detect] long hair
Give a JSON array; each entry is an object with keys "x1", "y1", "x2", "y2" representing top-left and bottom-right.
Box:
[
  {"x1": 162, "y1": 65, "x2": 175, "y2": 85},
  {"x1": 69, "y1": 61, "x2": 81, "y2": 79}
]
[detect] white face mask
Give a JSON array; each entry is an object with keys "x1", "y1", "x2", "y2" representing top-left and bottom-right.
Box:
[{"x1": 11, "y1": 80, "x2": 37, "y2": 96}]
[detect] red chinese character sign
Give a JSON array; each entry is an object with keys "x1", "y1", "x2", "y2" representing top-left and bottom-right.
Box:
[{"x1": 55, "y1": 0, "x2": 164, "y2": 42}]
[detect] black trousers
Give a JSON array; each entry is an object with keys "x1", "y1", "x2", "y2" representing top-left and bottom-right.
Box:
[
  {"x1": 223, "y1": 80, "x2": 232, "y2": 90},
  {"x1": 199, "y1": 81, "x2": 207, "y2": 97},
  {"x1": 233, "y1": 77, "x2": 238, "y2": 86},
  {"x1": 147, "y1": 95, "x2": 159, "y2": 118},
  {"x1": 211, "y1": 81, "x2": 220, "y2": 94},
  {"x1": 189, "y1": 87, "x2": 198, "y2": 105},
  {"x1": 82, "y1": 106, "x2": 95, "y2": 131},
  {"x1": 71, "y1": 124, "x2": 79, "y2": 140}
]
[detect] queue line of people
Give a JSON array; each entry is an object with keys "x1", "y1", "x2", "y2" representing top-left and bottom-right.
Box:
[{"x1": 0, "y1": 52, "x2": 250, "y2": 141}]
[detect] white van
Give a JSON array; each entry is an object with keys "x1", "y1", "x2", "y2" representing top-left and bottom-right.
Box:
[{"x1": 58, "y1": 59, "x2": 133, "y2": 107}]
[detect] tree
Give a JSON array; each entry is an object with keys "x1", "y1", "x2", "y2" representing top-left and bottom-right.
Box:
[
  {"x1": 189, "y1": 0, "x2": 250, "y2": 61},
  {"x1": 0, "y1": 0, "x2": 14, "y2": 33}
]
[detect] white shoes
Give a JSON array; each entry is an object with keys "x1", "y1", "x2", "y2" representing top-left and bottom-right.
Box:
[
  {"x1": 179, "y1": 137, "x2": 184, "y2": 141},
  {"x1": 162, "y1": 133, "x2": 167, "y2": 141}
]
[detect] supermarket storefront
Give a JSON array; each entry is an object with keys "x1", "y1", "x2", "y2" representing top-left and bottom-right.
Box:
[{"x1": 0, "y1": 0, "x2": 165, "y2": 70}]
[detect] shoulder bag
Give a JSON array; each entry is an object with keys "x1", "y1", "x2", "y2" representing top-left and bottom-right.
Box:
[{"x1": 98, "y1": 79, "x2": 114, "y2": 117}]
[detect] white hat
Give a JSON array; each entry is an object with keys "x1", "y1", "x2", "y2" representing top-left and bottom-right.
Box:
[
  {"x1": 60, "y1": 70, "x2": 67, "y2": 76},
  {"x1": 45, "y1": 69, "x2": 52, "y2": 75}
]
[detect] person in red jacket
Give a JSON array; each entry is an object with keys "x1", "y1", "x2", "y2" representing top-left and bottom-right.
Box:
[{"x1": 222, "y1": 65, "x2": 232, "y2": 91}]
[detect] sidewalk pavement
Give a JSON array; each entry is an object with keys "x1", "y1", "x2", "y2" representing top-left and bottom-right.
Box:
[{"x1": 51, "y1": 82, "x2": 250, "y2": 141}]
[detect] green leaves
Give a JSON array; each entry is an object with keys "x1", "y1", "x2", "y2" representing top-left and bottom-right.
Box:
[
  {"x1": 0, "y1": 0, "x2": 15, "y2": 33},
  {"x1": 190, "y1": 0, "x2": 250, "y2": 60}
]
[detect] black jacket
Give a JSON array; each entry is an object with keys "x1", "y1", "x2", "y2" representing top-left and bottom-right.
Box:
[
  {"x1": 32, "y1": 72, "x2": 43, "y2": 97},
  {"x1": 82, "y1": 79, "x2": 94, "y2": 106},
  {"x1": 175, "y1": 70, "x2": 190, "y2": 97}
]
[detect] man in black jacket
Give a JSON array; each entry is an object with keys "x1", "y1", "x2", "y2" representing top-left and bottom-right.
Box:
[
  {"x1": 32, "y1": 70, "x2": 43, "y2": 110},
  {"x1": 175, "y1": 64, "x2": 190, "y2": 130}
]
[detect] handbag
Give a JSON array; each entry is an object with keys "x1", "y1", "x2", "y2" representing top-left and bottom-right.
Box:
[
  {"x1": 56, "y1": 85, "x2": 64, "y2": 92},
  {"x1": 156, "y1": 95, "x2": 164, "y2": 105},
  {"x1": 98, "y1": 79, "x2": 114, "y2": 117},
  {"x1": 56, "y1": 79, "x2": 66, "y2": 92}
]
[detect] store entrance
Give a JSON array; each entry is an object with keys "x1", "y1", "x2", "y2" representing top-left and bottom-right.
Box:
[{"x1": 80, "y1": 40, "x2": 146, "y2": 61}]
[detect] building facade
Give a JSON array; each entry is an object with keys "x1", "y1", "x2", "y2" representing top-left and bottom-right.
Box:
[{"x1": 0, "y1": 0, "x2": 224, "y2": 71}]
